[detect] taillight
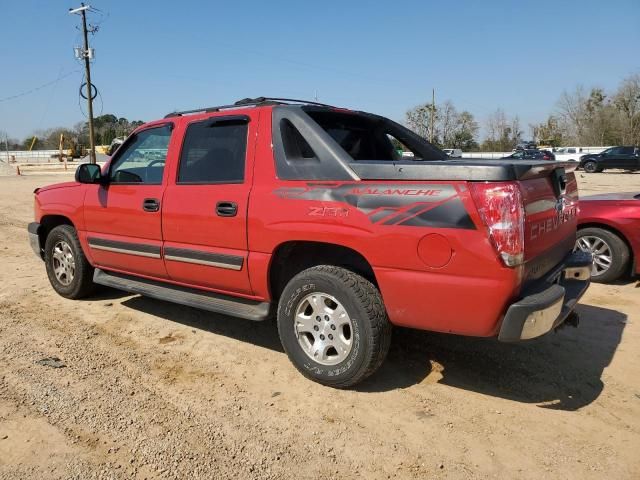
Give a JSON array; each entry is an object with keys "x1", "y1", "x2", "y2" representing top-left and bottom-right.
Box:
[
  {"x1": 543, "y1": 154, "x2": 550, "y2": 160},
  {"x1": 469, "y1": 182, "x2": 525, "y2": 267}
]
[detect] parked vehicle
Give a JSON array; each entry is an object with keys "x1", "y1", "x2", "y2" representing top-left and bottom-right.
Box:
[
  {"x1": 502, "y1": 149, "x2": 545, "y2": 160},
  {"x1": 442, "y1": 148, "x2": 462, "y2": 158},
  {"x1": 540, "y1": 150, "x2": 556, "y2": 161},
  {"x1": 28, "y1": 97, "x2": 591, "y2": 387},
  {"x1": 106, "y1": 137, "x2": 125, "y2": 156},
  {"x1": 553, "y1": 147, "x2": 584, "y2": 162},
  {"x1": 579, "y1": 146, "x2": 640, "y2": 173},
  {"x1": 575, "y1": 192, "x2": 640, "y2": 282},
  {"x1": 515, "y1": 141, "x2": 537, "y2": 150}
]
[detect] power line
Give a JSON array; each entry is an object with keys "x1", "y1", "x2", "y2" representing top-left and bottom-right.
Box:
[{"x1": 0, "y1": 70, "x2": 80, "y2": 103}]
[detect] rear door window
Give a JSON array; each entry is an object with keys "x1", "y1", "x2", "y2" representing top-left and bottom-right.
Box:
[{"x1": 177, "y1": 119, "x2": 248, "y2": 184}]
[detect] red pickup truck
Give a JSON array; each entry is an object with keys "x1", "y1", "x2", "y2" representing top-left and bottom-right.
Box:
[{"x1": 28, "y1": 97, "x2": 592, "y2": 387}]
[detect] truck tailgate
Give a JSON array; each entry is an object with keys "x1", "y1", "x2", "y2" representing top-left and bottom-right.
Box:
[{"x1": 520, "y1": 169, "x2": 579, "y2": 285}]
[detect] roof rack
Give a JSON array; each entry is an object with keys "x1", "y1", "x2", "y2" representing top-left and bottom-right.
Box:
[{"x1": 164, "y1": 96, "x2": 334, "y2": 118}]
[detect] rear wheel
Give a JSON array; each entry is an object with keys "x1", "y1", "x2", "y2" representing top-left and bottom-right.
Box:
[
  {"x1": 277, "y1": 265, "x2": 391, "y2": 388},
  {"x1": 44, "y1": 225, "x2": 95, "y2": 298},
  {"x1": 575, "y1": 227, "x2": 630, "y2": 283},
  {"x1": 583, "y1": 161, "x2": 598, "y2": 173}
]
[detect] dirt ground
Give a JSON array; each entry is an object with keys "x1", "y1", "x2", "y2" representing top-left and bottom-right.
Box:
[{"x1": 0, "y1": 171, "x2": 638, "y2": 480}]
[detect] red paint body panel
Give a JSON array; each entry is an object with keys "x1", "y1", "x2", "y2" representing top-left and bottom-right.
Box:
[
  {"x1": 579, "y1": 193, "x2": 640, "y2": 274},
  {"x1": 32, "y1": 103, "x2": 582, "y2": 338},
  {"x1": 83, "y1": 184, "x2": 167, "y2": 278},
  {"x1": 161, "y1": 109, "x2": 260, "y2": 294}
]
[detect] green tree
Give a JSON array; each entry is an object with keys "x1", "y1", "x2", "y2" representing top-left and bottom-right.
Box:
[{"x1": 405, "y1": 100, "x2": 479, "y2": 149}]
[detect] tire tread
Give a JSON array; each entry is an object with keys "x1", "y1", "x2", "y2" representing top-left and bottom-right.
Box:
[
  {"x1": 277, "y1": 265, "x2": 391, "y2": 388},
  {"x1": 45, "y1": 225, "x2": 95, "y2": 299}
]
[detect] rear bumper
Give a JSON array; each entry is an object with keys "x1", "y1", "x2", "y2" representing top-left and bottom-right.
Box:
[
  {"x1": 498, "y1": 251, "x2": 592, "y2": 342},
  {"x1": 28, "y1": 222, "x2": 42, "y2": 258}
]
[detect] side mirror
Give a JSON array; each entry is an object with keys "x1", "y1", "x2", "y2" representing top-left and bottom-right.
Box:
[{"x1": 75, "y1": 163, "x2": 104, "y2": 184}]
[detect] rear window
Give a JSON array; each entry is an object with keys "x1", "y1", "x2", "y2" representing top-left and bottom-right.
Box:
[{"x1": 303, "y1": 109, "x2": 444, "y2": 162}]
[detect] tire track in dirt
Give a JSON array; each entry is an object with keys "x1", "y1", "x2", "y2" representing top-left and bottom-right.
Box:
[{"x1": 0, "y1": 294, "x2": 326, "y2": 480}]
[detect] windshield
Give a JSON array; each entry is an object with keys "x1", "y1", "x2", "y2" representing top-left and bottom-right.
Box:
[{"x1": 303, "y1": 108, "x2": 446, "y2": 162}]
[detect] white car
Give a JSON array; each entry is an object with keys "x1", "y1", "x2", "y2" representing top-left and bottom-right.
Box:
[
  {"x1": 552, "y1": 147, "x2": 584, "y2": 162},
  {"x1": 443, "y1": 148, "x2": 462, "y2": 158}
]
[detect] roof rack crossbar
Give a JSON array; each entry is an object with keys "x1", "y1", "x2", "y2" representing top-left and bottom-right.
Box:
[
  {"x1": 164, "y1": 96, "x2": 334, "y2": 118},
  {"x1": 235, "y1": 97, "x2": 334, "y2": 108}
]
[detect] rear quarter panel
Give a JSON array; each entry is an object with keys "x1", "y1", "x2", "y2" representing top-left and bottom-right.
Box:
[{"x1": 248, "y1": 110, "x2": 520, "y2": 336}]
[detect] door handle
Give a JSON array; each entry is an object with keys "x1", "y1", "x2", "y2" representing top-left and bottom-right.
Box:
[
  {"x1": 142, "y1": 198, "x2": 160, "y2": 212},
  {"x1": 216, "y1": 201, "x2": 237, "y2": 217}
]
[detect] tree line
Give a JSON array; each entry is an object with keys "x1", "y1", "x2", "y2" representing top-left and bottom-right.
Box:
[
  {"x1": 405, "y1": 73, "x2": 639, "y2": 151},
  {"x1": 1, "y1": 114, "x2": 143, "y2": 151},
  {"x1": 3, "y1": 74, "x2": 638, "y2": 153}
]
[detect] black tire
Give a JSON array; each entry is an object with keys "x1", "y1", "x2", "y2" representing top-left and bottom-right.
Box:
[
  {"x1": 575, "y1": 227, "x2": 630, "y2": 283},
  {"x1": 583, "y1": 161, "x2": 598, "y2": 173},
  {"x1": 44, "y1": 225, "x2": 95, "y2": 299},
  {"x1": 277, "y1": 265, "x2": 392, "y2": 388}
]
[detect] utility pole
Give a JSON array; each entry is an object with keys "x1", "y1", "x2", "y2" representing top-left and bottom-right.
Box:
[
  {"x1": 70, "y1": 4, "x2": 96, "y2": 164},
  {"x1": 430, "y1": 88, "x2": 435, "y2": 144},
  {"x1": 4, "y1": 134, "x2": 9, "y2": 163}
]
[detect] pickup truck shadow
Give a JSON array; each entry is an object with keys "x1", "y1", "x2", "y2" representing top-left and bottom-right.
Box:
[
  {"x1": 111, "y1": 291, "x2": 624, "y2": 410},
  {"x1": 361, "y1": 304, "x2": 626, "y2": 411},
  {"x1": 119, "y1": 294, "x2": 284, "y2": 352}
]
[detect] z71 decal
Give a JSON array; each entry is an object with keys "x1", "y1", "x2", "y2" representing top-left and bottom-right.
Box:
[
  {"x1": 308, "y1": 206, "x2": 350, "y2": 217},
  {"x1": 274, "y1": 183, "x2": 476, "y2": 229}
]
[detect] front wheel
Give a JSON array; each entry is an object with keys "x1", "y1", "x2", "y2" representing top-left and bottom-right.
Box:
[
  {"x1": 44, "y1": 225, "x2": 95, "y2": 298},
  {"x1": 575, "y1": 227, "x2": 630, "y2": 283},
  {"x1": 277, "y1": 266, "x2": 392, "y2": 388}
]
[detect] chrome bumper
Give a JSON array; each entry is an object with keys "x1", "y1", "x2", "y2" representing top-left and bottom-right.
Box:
[
  {"x1": 498, "y1": 251, "x2": 592, "y2": 342},
  {"x1": 28, "y1": 222, "x2": 42, "y2": 258}
]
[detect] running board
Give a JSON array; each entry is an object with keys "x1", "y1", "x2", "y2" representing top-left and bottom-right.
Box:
[{"x1": 93, "y1": 269, "x2": 271, "y2": 321}]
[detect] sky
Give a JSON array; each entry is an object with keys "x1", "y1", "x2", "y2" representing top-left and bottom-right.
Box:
[{"x1": 0, "y1": 0, "x2": 639, "y2": 141}]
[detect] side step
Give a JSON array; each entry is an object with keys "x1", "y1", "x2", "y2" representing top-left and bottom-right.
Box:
[{"x1": 93, "y1": 269, "x2": 271, "y2": 321}]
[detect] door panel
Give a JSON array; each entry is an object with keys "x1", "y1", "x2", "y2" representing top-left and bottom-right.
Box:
[
  {"x1": 84, "y1": 184, "x2": 167, "y2": 278},
  {"x1": 161, "y1": 113, "x2": 258, "y2": 295},
  {"x1": 83, "y1": 123, "x2": 175, "y2": 278},
  {"x1": 162, "y1": 184, "x2": 252, "y2": 294}
]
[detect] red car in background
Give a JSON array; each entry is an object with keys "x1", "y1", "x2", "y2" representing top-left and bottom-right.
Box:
[{"x1": 576, "y1": 192, "x2": 640, "y2": 282}]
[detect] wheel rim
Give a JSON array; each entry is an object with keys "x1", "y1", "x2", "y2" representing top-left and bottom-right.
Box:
[
  {"x1": 294, "y1": 292, "x2": 353, "y2": 366},
  {"x1": 574, "y1": 236, "x2": 612, "y2": 277},
  {"x1": 585, "y1": 162, "x2": 596, "y2": 172},
  {"x1": 52, "y1": 240, "x2": 75, "y2": 286}
]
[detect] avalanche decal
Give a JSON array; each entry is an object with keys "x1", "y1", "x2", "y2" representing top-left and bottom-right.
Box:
[{"x1": 273, "y1": 183, "x2": 476, "y2": 229}]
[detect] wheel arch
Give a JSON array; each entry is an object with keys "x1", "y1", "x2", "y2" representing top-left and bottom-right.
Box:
[
  {"x1": 38, "y1": 215, "x2": 76, "y2": 253},
  {"x1": 268, "y1": 240, "x2": 377, "y2": 301}
]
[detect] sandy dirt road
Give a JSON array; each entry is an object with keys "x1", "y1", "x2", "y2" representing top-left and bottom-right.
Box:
[{"x1": 0, "y1": 172, "x2": 638, "y2": 479}]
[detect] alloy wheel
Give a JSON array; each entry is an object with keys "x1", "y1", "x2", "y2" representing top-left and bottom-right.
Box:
[
  {"x1": 294, "y1": 292, "x2": 353, "y2": 366},
  {"x1": 52, "y1": 240, "x2": 75, "y2": 286},
  {"x1": 575, "y1": 235, "x2": 612, "y2": 276}
]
